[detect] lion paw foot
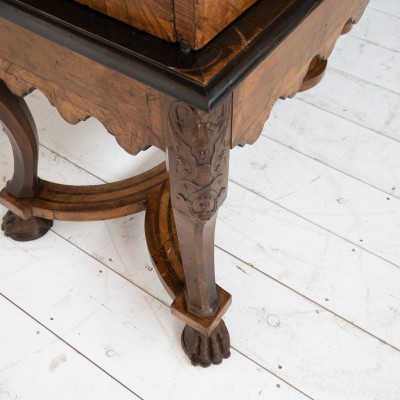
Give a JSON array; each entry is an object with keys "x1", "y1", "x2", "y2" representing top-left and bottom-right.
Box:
[
  {"x1": 181, "y1": 320, "x2": 230, "y2": 367},
  {"x1": 1, "y1": 211, "x2": 53, "y2": 242}
]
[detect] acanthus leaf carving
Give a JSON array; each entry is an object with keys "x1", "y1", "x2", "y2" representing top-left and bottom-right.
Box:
[{"x1": 167, "y1": 100, "x2": 231, "y2": 222}]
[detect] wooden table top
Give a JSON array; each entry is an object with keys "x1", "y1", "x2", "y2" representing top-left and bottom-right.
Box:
[
  {"x1": 0, "y1": 0, "x2": 368, "y2": 111},
  {"x1": 0, "y1": 0, "x2": 322, "y2": 109}
]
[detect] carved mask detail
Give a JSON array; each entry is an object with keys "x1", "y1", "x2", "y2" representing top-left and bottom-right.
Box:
[{"x1": 168, "y1": 101, "x2": 231, "y2": 222}]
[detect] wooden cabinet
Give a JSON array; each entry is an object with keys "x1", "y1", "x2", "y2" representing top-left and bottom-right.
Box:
[{"x1": 73, "y1": 0, "x2": 258, "y2": 49}]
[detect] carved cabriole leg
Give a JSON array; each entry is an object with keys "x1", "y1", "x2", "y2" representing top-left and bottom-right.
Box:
[
  {"x1": 0, "y1": 81, "x2": 52, "y2": 241},
  {"x1": 166, "y1": 99, "x2": 232, "y2": 367},
  {"x1": 0, "y1": 81, "x2": 39, "y2": 197}
]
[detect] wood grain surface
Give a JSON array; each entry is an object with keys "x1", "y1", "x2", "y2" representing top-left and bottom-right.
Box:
[
  {"x1": 73, "y1": 0, "x2": 257, "y2": 49},
  {"x1": 0, "y1": 20, "x2": 166, "y2": 155},
  {"x1": 74, "y1": 0, "x2": 176, "y2": 42},
  {"x1": 173, "y1": 0, "x2": 257, "y2": 49}
]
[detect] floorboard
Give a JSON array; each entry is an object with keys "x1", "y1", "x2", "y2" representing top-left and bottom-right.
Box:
[
  {"x1": 330, "y1": 35, "x2": 400, "y2": 93},
  {"x1": 0, "y1": 295, "x2": 141, "y2": 400},
  {"x1": 1, "y1": 202, "x2": 399, "y2": 399},
  {"x1": 0, "y1": 214, "x2": 314, "y2": 400},
  {"x1": 266, "y1": 99, "x2": 400, "y2": 197},
  {"x1": 2, "y1": 124, "x2": 400, "y2": 399},
  {"x1": 349, "y1": 7, "x2": 400, "y2": 52},
  {"x1": 368, "y1": 0, "x2": 400, "y2": 18},
  {"x1": 230, "y1": 136, "x2": 400, "y2": 264},
  {"x1": 298, "y1": 69, "x2": 400, "y2": 142}
]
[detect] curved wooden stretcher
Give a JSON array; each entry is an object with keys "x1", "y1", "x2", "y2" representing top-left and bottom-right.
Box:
[{"x1": 0, "y1": 0, "x2": 368, "y2": 367}]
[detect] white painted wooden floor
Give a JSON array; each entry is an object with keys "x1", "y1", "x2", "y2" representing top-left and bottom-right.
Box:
[{"x1": 1, "y1": 1, "x2": 399, "y2": 399}]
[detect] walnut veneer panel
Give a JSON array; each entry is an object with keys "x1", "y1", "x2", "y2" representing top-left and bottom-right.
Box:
[
  {"x1": 73, "y1": 0, "x2": 257, "y2": 49},
  {"x1": 173, "y1": 0, "x2": 258, "y2": 49},
  {"x1": 73, "y1": 0, "x2": 176, "y2": 42}
]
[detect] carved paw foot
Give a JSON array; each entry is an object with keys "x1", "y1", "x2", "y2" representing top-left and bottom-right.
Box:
[
  {"x1": 181, "y1": 320, "x2": 231, "y2": 367},
  {"x1": 1, "y1": 211, "x2": 53, "y2": 242}
]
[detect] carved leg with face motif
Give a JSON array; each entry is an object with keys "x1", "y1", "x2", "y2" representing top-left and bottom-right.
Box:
[
  {"x1": 166, "y1": 99, "x2": 232, "y2": 367},
  {"x1": 0, "y1": 81, "x2": 52, "y2": 241}
]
